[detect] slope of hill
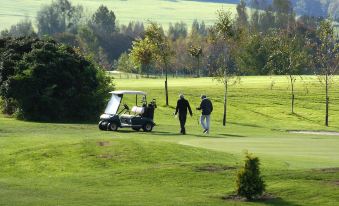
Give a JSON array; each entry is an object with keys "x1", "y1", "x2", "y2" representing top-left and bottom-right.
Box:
[{"x1": 0, "y1": 0, "x2": 237, "y2": 30}]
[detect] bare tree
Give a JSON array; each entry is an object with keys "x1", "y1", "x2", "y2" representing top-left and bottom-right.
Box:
[
  {"x1": 265, "y1": 31, "x2": 308, "y2": 114},
  {"x1": 212, "y1": 10, "x2": 241, "y2": 126},
  {"x1": 314, "y1": 20, "x2": 339, "y2": 126}
]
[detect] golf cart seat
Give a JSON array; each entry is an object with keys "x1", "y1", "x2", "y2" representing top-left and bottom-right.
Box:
[
  {"x1": 131, "y1": 106, "x2": 145, "y2": 115},
  {"x1": 120, "y1": 106, "x2": 145, "y2": 119}
]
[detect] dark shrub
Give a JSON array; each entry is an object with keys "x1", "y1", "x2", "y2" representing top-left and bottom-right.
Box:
[
  {"x1": 0, "y1": 37, "x2": 113, "y2": 121},
  {"x1": 236, "y1": 152, "x2": 265, "y2": 200}
]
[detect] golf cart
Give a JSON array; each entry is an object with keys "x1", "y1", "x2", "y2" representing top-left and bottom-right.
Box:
[{"x1": 98, "y1": 90, "x2": 157, "y2": 132}]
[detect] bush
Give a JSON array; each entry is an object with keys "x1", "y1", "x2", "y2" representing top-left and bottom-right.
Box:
[
  {"x1": 236, "y1": 152, "x2": 265, "y2": 200},
  {"x1": 0, "y1": 37, "x2": 113, "y2": 121}
]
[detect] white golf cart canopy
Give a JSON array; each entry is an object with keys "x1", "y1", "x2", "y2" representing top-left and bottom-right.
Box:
[
  {"x1": 105, "y1": 90, "x2": 147, "y2": 115},
  {"x1": 109, "y1": 90, "x2": 147, "y2": 95}
]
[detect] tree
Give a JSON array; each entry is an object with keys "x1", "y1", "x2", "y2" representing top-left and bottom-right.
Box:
[
  {"x1": 130, "y1": 38, "x2": 155, "y2": 76},
  {"x1": 37, "y1": 0, "x2": 83, "y2": 36},
  {"x1": 236, "y1": 152, "x2": 266, "y2": 200},
  {"x1": 0, "y1": 19, "x2": 35, "y2": 38},
  {"x1": 89, "y1": 5, "x2": 116, "y2": 39},
  {"x1": 120, "y1": 21, "x2": 145, "y2": 39},
  {"x1": 168, "y1": 22, "x2": 188, "y2": 41},
  {"x1": 265, "y1": 31, "x2": 309, "y2": 114},
  {"x1": 272, "y1": 0, "x2": 294, "y2": 30},
  {"x1": 191, "y1": 20, "x2": 208, "y2": 37},
  {"x1": 115, "y1": 52, "x2": 137, "y2": 73},
  {"x1": 187, "y1": 45, "x2": 203, "y2": 77},
  {"x1": 145, "y1": 22, "x2": 173, "y2": 106},
  {"x1": 213, "y1": 10, "x2": 240, "y2": 127},
  {"x1": 236, "y1": 0, "x2": 249, "y2": 28},
  {"x1": 0, "y1": 37, "x2": 113, "y2": 121},
  {"x1": 313, "y1": 20, "x2": 339, "y2": 126},
  {"x1": 236, "y1": 33, "x2": 271, "y2": 75}
]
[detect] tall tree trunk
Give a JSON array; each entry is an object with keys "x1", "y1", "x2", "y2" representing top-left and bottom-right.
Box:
[
  {"x1": 325, "y1": 73, "x2": 329, "y2": 126},
  {"x1": 290, "y1": 75, "x2": 295, "y2": 114},
  {"x1": 223, "y1": 73, "x2": 228, "y2": 126},
  {"x1": 165, "y1": 62, "x2": 169, "y2": 106},
  {"x1": 223, "y1": 41, "x2": 228, "y2": 126},
  {"x1": 197, "y1": 56, "x2": 200, "y2": 78}
]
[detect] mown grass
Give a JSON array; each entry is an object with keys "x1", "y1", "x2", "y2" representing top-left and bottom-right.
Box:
[
  {"x1": 0, "y1": 0, "x2": 236, "y2": 30},
  {"x1": 0, "y1": 76, "x2": 339, "y2": 205}
]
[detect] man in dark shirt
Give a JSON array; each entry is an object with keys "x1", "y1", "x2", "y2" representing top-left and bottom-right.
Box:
[
  {"x1": 175, "y1": 94, "x2": 193, "y2": 135},
  {"x1": 196, "y1": 95, "x2": 213, "y2": 134}
]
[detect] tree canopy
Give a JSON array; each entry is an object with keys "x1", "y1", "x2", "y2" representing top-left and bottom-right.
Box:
[{"x1": 0, "y1": 37, "x2": 113, "y2": 121}]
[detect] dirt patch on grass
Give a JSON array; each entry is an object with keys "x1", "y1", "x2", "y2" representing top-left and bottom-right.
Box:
[
  {"x1": 332, "y1": 180, "x2": 339, "y2": 186},
  {"x1": 97, "y1": 141, "x2": 112, "y2": 147},
  {"x1": 288, "y1": 130, "x2": 339, "y2": 136},
  {"x1": 222, "y1": 193, "x2": 277, "y2": 202},
  {"x1": 194, "y1": 164, "x2": 236, "y2": 172},
  {"x1": 97, "y1": 154, "x2": 112, "y2": 159},
  {"x1": 316, "y1": 168, "x2": 339, "y2": 173}
]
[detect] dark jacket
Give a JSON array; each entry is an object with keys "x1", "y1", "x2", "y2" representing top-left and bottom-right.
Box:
[
  {"x1": 175, "y1": 98, "x2": 193, "y2": 116},
  {"x1": 197, "y1": 98, "x2": 213, "y2": 115}
]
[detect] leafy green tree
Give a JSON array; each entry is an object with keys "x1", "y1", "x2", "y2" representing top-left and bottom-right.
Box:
[
  {"x1": 0, "y1": 19, "x2": 35, "y2": 38},
  {"x1": 191, "y1": 20, "x2": 208, "y2": 37},
  {"x1": 130, "y1": 37, "x2": 155, "y2": 76},
  {"x1": 236, "y1": 33, "x2": 270, "y2": 75},
  {"x1": 37, "y1": 0, "x2": 83, "y2": 36},
  {"x1": 120, "y1": 21, "x2": 145, "y2": 39},
  {"x1": 115, "y1": 52, "x2": 137, "y2": 73},
  {"x1": 313, "y1": 20, "x2": 339, "y2": 126},
  {"x1": 0, "y1": 37, "x2": 113, "y2": 121},
  {"x1": 168, "y1": 22, "x2": 188, "y2": 41},
  {"x1": 272, "y1": 0, "x2": 294, "y2": 30},
  {"x1": 0, "y1": 37, "x2": 40, "y2": 114},
  {"x1": 145, "y1": 22, "x2": 173, "y2": 106},
  {"x1": 89, "y1": 5, "x2": 116, "y2": 39},
  {"x1": 187, "y1": 45, "x2": 203, "y2": 77},
  {"x1": 236, "y1": 0, "x2": 249, "y2": 28}
]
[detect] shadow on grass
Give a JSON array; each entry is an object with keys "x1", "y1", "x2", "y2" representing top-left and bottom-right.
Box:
[
  {"x1": 223, "y1": 195, "x2": 301, "y2": 206},
  {"x1": 291, "y1": 112, "x2": 320, "y2": 124},
  {"x1": 149, "y1": 131, "x2": 182, "y2": 136},
  {"x1": 217, "y1": 133, "x2": 247, "y2": 138},
  {"x1": 150, "y1": 131, "x2": 217, "y2": 138},
  {"x1": 255, "y1": 198, "x2": 301, "y2": 206},
  {"x1": 228, "y1": 121, "x2": 262, "y2": 128}
]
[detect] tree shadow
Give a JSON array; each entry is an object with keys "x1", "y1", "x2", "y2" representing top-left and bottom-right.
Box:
[
  {"x1": 291, "y1": 112, "x2": 319, "y2": 124},
  {"x1": 228, "y1": 121, "x2": 262, "y2": 128},
  {"x1": 223, "y1": 195, "x2": 302, "y2": 206},
  {"x1": 254, "y1": 197, "x2": 302, "y2": 206},
  {"x1": 217, "y1": 133, "x2": 247, "y2": 138}
]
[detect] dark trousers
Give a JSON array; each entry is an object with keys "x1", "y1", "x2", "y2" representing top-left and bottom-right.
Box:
[{"x1": 179, "y1": 114, "x2": 187, "y2": 134}]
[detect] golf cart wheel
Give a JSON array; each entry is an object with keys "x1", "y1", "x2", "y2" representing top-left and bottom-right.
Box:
[
  {"x1": 108, "y1": 122, "x2": 118, "y2": 131},
  {"x1": 132, "y1": 127, "x2": 141, "y2": 131},
  {"x1": 142, "y1": 123, "x2": 153, "y2": 132},
  {"x1": 98, "y1": 121, "x2": 106, "y2": 131}
]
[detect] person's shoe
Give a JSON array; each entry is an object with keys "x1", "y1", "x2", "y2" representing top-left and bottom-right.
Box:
[{"x1": 203, "y1": 129, "x2": 208, "y2": 133}]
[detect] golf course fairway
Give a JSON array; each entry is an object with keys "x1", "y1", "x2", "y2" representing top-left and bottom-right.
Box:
[{"x1": 0, "y1": 76, "x2": 338, "y2": 205}]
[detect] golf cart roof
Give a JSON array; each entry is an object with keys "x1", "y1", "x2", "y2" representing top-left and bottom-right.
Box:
[{"x1": 109, "y1": 90, "x2": 147, "y2": 95}]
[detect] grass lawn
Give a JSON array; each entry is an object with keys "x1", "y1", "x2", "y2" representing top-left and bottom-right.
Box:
[
  {"x1": 0, "y1": 76, "x2": 339, "y2": 205},
  {"x1": 0, "y1": 0, "x2": 236, "y2": 30}
]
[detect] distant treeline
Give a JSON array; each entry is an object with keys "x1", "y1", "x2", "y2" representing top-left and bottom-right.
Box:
[
  {"x1": 245, "y1": 0, "x2": 338, "y2": 20},
  {"x1": 0, "y1": 0, "x2": 338, "y2": 76}
]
